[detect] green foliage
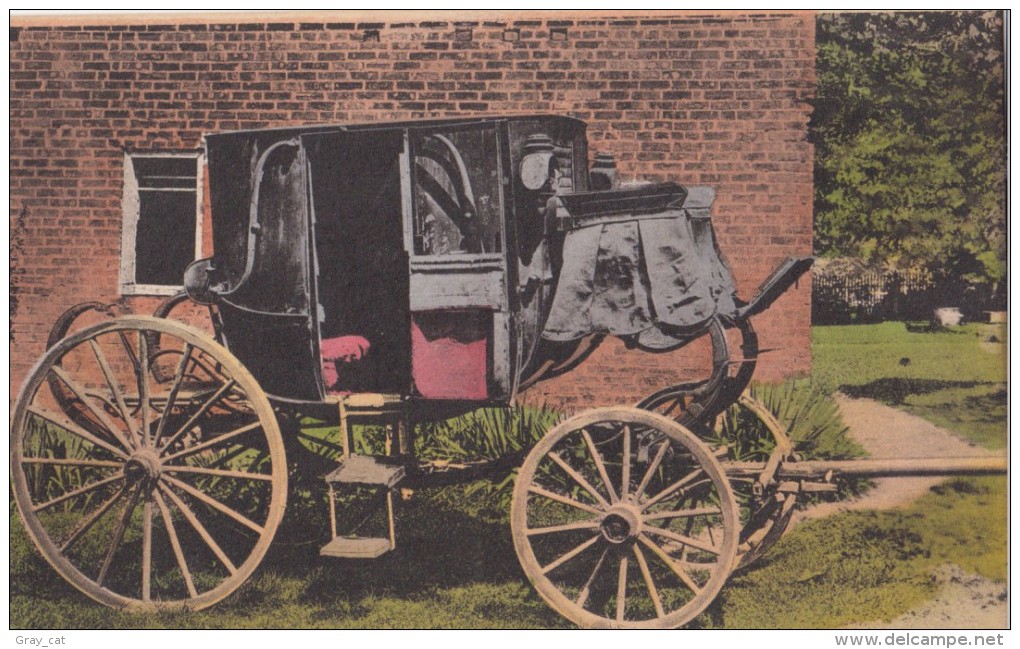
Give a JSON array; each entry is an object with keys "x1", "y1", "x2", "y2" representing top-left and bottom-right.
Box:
[
  {"x1": 415, "y1": 405, "x2": 561, "y2": 520},
  {"x1": 814, "y1": 12, "x2": 1005, "y2": 292},
  {"x1": 21, "y1": 417, "x2": 105, "y2": 511},
  {"x1": 415, "y1": 405, "x2": 561, "y2": 463},
  {"x1": 748, "y1": 380, "x2": 865, "y2": 460}
]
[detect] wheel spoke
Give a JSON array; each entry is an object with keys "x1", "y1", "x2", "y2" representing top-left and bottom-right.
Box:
[
  {"x1": 142, "y1": 498, "x2": 153, "y2": 602},
  {"x1": 548, "y1": 452, "x2": 611, "y2": 508},
  {"x1": 642, "y1": 507, "x2": 722, "y2": 522},
  {"x1": 615, "y1": 554, "x2": 628, "y2": 622},
  {"x1": 620, "y1": 425, "x2": 631, "y2": 498},
  {"x1": 161, "y1": 420, "x2": 261, "y2": 463},
  {"x1": 162, "y1": 475, "x2": 265, "y2": 534},
  {"x1": 638, "y1": 535, "x2": 702, "y2": 595},
  {"x1": 528, "y1": 485, "x2": 603, "y2": 516},
  {"x1": 88, "y1": 339, "x2": 136, "y2": 440},
  {"x1": 575, "y1": 546, "x2": 609, "y2": 608},
  {"x1": 632, "y1": 544, "x2": 665, "y2": 618},
  {"x1": 32, "y1": 473, "x2": 125, "y2": 513},
  {"x1": 634, "y1": 438, "x2": 670, "y2": 501},
  {"x1": 541, "y1": 534, "x2": 601, "y2": 575},
  {"x1": 642, "y1": 524, "x2": 721, "y2": 556},
  {"x1": 153, "y1": 489, "x2": 198, "y2": 598},
  {"x1": 526, "y1": 519, "x2": 599, "y2": 536},
  {"x1": 158, "y1": 483, "x2": 237, "y2": 575},
  {"x1": 49, "y1": 367, "x2": 134, "y2": 453},
  {"x1": 22, "y1": 457, "x2": 123, "y2": 469},
  {"x1": 162, "y1": 465, "x2": 273, "y2": 482},
  {"x1": 118, "y1": 331, "x2": 140, "y2": 374},
  {"x1": 27, "y1": 406, "x2": 129, "y2": 461},
  {"x1": 97, "y1": 485, "x2": 142, "y2": 586},
  {"x1": 59, "y1": 484, "x2": 131, "y2": 553},
  {"x1": 152, "y1": 344, "x2": 194, "y2": 448},
  {"x1": 640, "y1": 467, "x2": 704, "y2": 510},
  {"x1": 138, "y1": 333, "x2": 151, "y2": 446},
  {"x1": 660, "y1": 398, "x2": 681, "y2": 417},
  {"x1": 158, "y1": 380, "x2": 240, "y2": 453},
  {"x1": 580, "y1": 428, "x2": 618, "y2": 504}
]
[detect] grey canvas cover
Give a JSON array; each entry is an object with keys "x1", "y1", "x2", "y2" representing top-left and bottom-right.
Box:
[{"x1": 541, "y1": 186, "x2": 737, "y2": 345}]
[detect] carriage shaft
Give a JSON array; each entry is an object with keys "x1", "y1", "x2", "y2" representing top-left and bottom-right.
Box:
[{"x1": 724, "y1": 456, "x2": 1007, "y2": 480}]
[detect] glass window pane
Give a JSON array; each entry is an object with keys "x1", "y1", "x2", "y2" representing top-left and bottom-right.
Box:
[{"x1": 412, "y1": 128, "x2": 502, "y2": 256}]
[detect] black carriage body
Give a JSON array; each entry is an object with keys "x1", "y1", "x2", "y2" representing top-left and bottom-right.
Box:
[{"x1": 202, "y1": 115, "x2": 592, "y2": 404}]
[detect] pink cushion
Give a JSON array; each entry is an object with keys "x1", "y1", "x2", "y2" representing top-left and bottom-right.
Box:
[{"x1": 320, "y1": 336, "x2": 371, "y2": 390}]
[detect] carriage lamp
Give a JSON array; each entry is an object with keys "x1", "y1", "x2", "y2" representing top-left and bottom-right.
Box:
[
  {"x1": 183, "y1": 257, "x2": 219, "y2": 305},
  {"x1": 589, "y1": 151, "x2": 619, "y2": 190},
  {"x1": 519, "y1": 133, "x2": 560, "y2": 191}
]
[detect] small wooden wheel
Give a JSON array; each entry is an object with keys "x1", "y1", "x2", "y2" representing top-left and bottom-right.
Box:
[
  {"x1": 11, "y1": 316, "x2": 287, "y2": 610},
  {"x1": 511, "y1": 407, "x2": 738, "y2": 629}
]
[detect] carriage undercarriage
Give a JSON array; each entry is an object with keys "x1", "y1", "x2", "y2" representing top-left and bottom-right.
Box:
[{"x1": 15, "y1": 301, "x2": 1004, "y2": 628}]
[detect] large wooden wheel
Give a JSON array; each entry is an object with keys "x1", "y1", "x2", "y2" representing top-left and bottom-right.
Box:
[
  {"x1": 511, "y1": 407, "x2": 738, "y2": 629},
  {"x1": 11, "y1": 316, "x2": 287, "y2": 611}
]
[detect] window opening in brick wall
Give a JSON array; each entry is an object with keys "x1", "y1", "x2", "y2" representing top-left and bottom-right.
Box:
[{"x1": 120, "y1": 152, "x2": 202, "y2": 295}]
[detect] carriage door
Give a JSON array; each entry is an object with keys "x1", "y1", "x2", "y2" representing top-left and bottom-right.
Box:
[
  {"x1": 304, "y1": 129, "x2": 411, "y2": 396},
  {"x1": 406, "y1": 122, "x2": 512, "y2": 401}
]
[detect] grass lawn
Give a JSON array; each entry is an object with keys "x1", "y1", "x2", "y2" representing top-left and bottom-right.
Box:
[
  {"x1": 717, "y1": 476, "x2": 1007, "y2": 628},
  {"x1": 813, "y1": 322, "x2": 1008, "y2": 448},
  {"x1": 9, "y1": 322, "x2": 1008, "y2": 628}
]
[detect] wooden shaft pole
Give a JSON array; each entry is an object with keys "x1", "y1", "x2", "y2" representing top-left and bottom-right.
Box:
[{"x1": 724, "y1": 456, "x2": 1007, "y2": 480}]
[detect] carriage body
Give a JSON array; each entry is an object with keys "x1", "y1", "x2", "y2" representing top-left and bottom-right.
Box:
[{"x1": 196, "y1": 115, "x2": 587, "y2": 406}]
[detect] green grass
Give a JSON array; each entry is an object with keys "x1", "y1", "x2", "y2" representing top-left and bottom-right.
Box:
[
  {"x1": 14, "y1": 473, "x2": 1004, "y2": 629},
  {"x1": 10, "y1": 486, "x2": 568, "y2": 629},
  {"x1": 710, "y1": 320, "x2": 1008, "y2": 627},
  {"x1": 716, "y1": 476, "x2": 1007, "y2": 628},
  {"x1": 813, "y1": 322, "x2": 1007, "y2": 448}
]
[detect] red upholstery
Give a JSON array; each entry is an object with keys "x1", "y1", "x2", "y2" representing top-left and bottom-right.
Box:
[{"x1": 320, "y1": 335, "x2": 371, "y2": 391}]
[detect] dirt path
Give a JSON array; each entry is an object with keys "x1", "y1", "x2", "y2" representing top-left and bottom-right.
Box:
[
  {"x1": 795, "y1": 394, "x2": 1007, "y2": 629},
  {"x1": 793, "y1": 394, "x2": 992, "y2": 522}
]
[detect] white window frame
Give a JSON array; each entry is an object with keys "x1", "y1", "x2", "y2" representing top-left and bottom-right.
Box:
[{"x1": 120, "y1": 151, "x2": 204, "y2": 296}]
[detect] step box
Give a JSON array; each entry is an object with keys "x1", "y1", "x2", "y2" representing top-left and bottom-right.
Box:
[
  {"x1": 320, "y1": 536, "x2": 393, "y2": 559},
  {"x1": 325, "y1": 454, "x2": 406, "y2": 488}
]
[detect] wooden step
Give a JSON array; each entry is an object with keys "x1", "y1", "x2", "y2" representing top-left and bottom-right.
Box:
[
  {"x1": 320, "y1": 536, "x2": 393, "y2": 559},
  {"x1": 324, "y1": 455, "x2": 406, "y2": 488}
]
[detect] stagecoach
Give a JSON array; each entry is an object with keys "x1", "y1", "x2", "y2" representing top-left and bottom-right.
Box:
[{"x1": 13, "y1": 115, "x2": 1001, "y2": 628}]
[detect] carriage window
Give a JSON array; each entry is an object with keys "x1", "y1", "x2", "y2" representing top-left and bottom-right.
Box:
[
  {"x1": 412, "y1": 128, "x2": 503, "y2": 256},
  {"x1": 120, "y1": 153, "x2": 202, "y2": 295}
]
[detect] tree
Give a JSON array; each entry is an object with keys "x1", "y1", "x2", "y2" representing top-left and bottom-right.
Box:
[{"x1": 813, "y1": 11, "x2": 1005, "y2": 301}]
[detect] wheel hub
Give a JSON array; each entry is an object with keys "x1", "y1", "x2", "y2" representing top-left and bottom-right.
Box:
[
  {"x1": 600, "y1": 505, "x2": 641, "y2": 545},
  {"x1": 124, "y1": 447, "x2": 162, "y2": 484}
]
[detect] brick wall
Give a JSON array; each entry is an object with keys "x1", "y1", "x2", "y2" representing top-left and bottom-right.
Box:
[{"x1": 10, "y1": 11, "x2": 815, "y2": 408}]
